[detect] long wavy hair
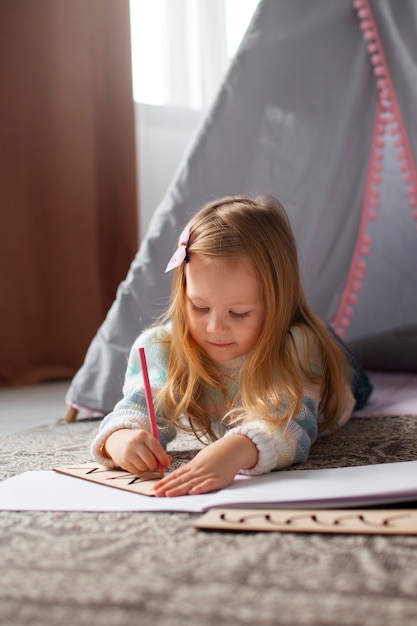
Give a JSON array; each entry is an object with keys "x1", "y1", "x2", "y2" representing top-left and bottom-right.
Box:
[{"x1": 155, "y1": 195, "x2": 351, "y2": 441}]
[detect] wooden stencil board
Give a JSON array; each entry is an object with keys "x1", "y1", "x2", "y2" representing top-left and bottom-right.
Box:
[
  {"x1": 54, "y1": 463, "x2": 161, "y2": 496},
  {"x1": 195, "y1": 508, "x2": 417, "y2": 535}
]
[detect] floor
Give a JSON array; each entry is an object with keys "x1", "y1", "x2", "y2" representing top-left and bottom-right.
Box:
[{"x1": 0, "y1": 381, "x2": 70, "y2": 437}]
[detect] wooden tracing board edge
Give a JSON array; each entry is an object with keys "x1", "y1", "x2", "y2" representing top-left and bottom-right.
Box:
[
  {"x1": 54, "y1": 463, "x2": 160, "y2": 496},
  {"x1": 194, "y1": 508, "x2": 417, "y2": 535}
]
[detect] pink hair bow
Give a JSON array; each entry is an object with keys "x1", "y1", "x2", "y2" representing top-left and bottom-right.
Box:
[{"x1": 165, "y1": 224, "x2": 190, "y2": 273}]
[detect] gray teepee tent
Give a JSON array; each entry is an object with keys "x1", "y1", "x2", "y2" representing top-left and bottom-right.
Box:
[{"x1": 65, "y1": 0, "x2": 417, "y2": 419}]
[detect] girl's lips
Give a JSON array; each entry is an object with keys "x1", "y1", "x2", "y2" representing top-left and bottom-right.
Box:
[{"x1": 208, "y1": 342, "x2": 234, "y2": 348}]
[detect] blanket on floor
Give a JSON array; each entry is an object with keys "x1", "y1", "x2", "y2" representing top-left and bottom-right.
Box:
[{"x1": 1, "y1": 415, "x2": 417, "y2": 626}]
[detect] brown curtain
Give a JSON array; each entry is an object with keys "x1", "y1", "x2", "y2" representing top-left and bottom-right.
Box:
[{"x1": 0, "y1": 0, "x2": 138, "y2": 386}]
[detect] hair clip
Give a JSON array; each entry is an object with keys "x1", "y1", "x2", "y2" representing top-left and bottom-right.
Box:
[{"x1": 165, "y1": 224, "x2": 190, "y2": 273}]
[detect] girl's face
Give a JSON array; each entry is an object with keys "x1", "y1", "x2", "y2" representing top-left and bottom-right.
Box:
[{"x1": 185, "y1": 255, "x2": 265, "y2": 363}]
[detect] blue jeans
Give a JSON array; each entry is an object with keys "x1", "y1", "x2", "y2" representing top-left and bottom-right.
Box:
[{"x1": 330, "y1": 328, "x2": 373, "y2": 411}]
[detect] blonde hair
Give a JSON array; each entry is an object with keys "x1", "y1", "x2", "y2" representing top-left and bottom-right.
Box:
[{"x1": 156, "y1": 195, "x2": 351, "y2": 441}]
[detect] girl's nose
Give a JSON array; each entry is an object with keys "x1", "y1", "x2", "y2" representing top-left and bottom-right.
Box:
[{"x1": 207, "y1": 312, "x2": 228, "y2": 333}]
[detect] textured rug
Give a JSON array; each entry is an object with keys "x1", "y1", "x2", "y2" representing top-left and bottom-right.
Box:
[{"x1": 1, "y1": 415, "x2": 417, "y2": 626}]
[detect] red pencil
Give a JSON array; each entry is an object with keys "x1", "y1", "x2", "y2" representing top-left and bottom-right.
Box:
[{"x1": 138, "y1": 347, "x2": 164, "y2": 477}]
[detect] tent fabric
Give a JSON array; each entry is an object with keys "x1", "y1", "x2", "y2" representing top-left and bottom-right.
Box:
[{"x1": 66, "y1": 0, "x2": 417, "y2": 416}]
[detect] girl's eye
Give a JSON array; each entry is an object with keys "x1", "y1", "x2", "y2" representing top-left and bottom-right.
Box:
[
  {"x1": 190, "y1": 303, "x2": 249, "y2": 317},
  {"x1": 192, "y1": 304, "x2": 209, "y2": 313}
]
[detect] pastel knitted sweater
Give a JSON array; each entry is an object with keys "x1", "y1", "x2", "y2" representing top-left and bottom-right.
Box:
[{"x1": 90, "y1": 325, "x2": 355, "y2": 475}]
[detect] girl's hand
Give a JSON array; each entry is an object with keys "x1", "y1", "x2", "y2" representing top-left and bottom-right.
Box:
[
  {"x1": 104, "y1": 428, "x2": 172, "y2": 475},
  {"x1": 154, "y1": 434, "x2": 258, "y2": 497}
]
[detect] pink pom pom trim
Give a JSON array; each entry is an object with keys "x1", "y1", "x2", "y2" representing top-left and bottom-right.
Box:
[{"x1": 332, "y1": 0, "x2": 417, "y2": 338}]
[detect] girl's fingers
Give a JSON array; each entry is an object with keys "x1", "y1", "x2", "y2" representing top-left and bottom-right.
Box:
[
  {"x1": 134, "y1": 436, "x2": 171, "y2": 472},
  {"x1": 105, "y1": 429, "x2": 172, "y2": 475},
  {"x1": 154, "y1": 469, "x2": 188, "y2": 496},
  {"x1": 145, "y1": 436, "x2": 172, "y2": 467},
  {"x1": 154, "y1": 467, "x2": 216, "y2": 497},
  {"x1": 124, "y1": 446, "x2": 171, "y2": 475}
]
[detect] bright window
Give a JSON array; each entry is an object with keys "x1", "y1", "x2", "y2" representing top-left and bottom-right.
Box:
[{"x1": 129, "y1": 0, "x2": 260, "y2": 109}]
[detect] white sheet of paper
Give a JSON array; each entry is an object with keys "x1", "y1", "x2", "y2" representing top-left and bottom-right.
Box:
[
  {"x1": 0, "y1": 471, "x2": 209, "y2": 512},
  {"x1": 1, "y1": 460, "x2": 417, "y2": 512},
  {"x1": 206, "y1": 460, "x2": 417, "y2": 509}
]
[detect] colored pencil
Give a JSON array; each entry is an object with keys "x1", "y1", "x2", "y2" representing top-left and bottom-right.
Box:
[{"x1": 138, "y1": 347, "x2": 164, "y2": 477}]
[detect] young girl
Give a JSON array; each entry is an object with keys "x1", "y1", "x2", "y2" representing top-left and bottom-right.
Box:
[{"x1": 91, "y1": 195, "x2": 371, "y2": 497}]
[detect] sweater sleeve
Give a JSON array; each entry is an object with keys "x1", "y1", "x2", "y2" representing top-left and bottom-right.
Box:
[
  {"x1": 224, "y1": 327, "x2": 355, "y2": 476},
  {"x1": 90, "y1": 325, "x2": 177, "y2": 467},
  {"x1": 224, "y1": 390, "x2": 321, "y2": 475}
]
